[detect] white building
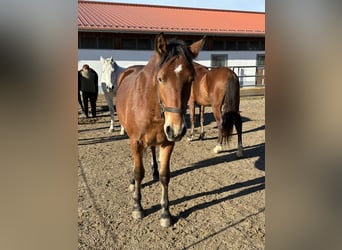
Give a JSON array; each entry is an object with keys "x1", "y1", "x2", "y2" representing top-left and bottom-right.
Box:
[{"x1": 78, "y1": 1, "x2": 265, "y2": 91}]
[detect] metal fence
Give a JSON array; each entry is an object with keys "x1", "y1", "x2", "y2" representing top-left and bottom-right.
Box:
[{"x1": 209, "y1": 65, "x2": 265, "y2": 87}]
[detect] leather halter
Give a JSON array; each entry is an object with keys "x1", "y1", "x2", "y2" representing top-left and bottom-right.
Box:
[
  {"x1": 156, "y1": 84, "x2": 186, "y2": 117},
  {"x1": 159, "y1": 100, "x2": 186, "y2": 116}
]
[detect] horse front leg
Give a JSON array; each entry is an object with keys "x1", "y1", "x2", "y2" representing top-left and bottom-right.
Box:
[
  {"x1": 130, "y1": 140, "x2": 145, "y2": 220},
  {"x1": 187, "y1": 100, "x2": 196, "y2": 141},
  {"x1": 101, "y1": 83, "x2": 116, "y2": 132},
  {"x1": 158, "y1": 143, "x2": 174, "y2": 227}
]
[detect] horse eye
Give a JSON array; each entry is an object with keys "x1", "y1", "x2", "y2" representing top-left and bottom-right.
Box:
[{"x1": 158, "y1": 77, "x2": 164, "y2": 83}]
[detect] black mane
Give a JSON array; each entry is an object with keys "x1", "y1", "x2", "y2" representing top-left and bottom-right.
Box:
[{"x1": 159, "y1": 39, "x2": 194, "y2": 68}]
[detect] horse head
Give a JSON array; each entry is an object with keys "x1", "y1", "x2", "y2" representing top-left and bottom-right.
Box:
[
  {"x1": 154, "y1": 33, "x2": 206, "y2": 142},
  {"x1": 100, "y1": 56, "x2": 115, "y2": 90}
]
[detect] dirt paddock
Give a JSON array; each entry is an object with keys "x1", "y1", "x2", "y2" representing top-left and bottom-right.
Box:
[{"x1": 78, "y1": 95, "x2": 265, "y2": 249}]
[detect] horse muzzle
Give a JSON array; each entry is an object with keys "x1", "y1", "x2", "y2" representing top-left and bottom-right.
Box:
[{"x1": 164, "y1": 124, "x2": 187, "y2": 142}]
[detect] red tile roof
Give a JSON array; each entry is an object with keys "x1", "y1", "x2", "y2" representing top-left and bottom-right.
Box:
[{"x1": 78, "y1": 1, "x2": 265, "y2": 36}]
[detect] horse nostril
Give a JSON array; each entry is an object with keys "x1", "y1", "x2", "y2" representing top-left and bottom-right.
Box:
[{"x1": 165, "y1": 125, "x2": 174, "y2": 138}]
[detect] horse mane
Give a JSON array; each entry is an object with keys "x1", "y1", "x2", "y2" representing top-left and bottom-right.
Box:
[{"x1": 158, "y1": 39, "x2": 195, "y2": 69}]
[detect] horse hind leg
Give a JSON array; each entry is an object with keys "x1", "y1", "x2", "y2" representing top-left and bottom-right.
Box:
[
  {"x1": 151, "y1": 146, "x2": 159, "y2": 181},
  {"x1": 109, "y1": 118, "x2": 115, "y2": 132},
  {"x1": 234, "y1": 113, "x2": 244, "y2": 158},
  {"x1": 119, "y1": 125, "x2": 125, "y2": 135},
  {"x1": 212, "y1": 105, "x2": 223, "y2": 154},
  {"x1": 199, "y1": 105, "x2": 206, "y2": 140}
]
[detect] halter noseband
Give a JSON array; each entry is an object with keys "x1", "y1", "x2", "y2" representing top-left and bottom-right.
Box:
[
  {"x1": 159, "y1": 100, "x2": 186, "y2": 117},
  {"x1": 157, "y1": 86, "x2": 186, "y2": 117}
]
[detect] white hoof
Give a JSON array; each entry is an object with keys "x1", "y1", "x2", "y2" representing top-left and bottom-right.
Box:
[
  {"x1": 132, "y1": 210, "x2": 143, "y2": 219},
  {"x1": 119, "y1": 126, "x2": 125, "y2": 135},
  {"x1": 128, "y1": 184, "x2": 135, "y2": 192},
  {"x1": 213, "y1": 145, "x2": 222, "y2": 154},
  {"x1": 160, "y1": 217, "x2": 171, "y2": 227},
  {"x1": 108, "y1": 127, "x2": 114, "y2": 133}
]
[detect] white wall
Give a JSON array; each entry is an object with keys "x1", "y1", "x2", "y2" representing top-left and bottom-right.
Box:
[{"x1": 78, "y1": 49, "x2": 264, "y2": 92}]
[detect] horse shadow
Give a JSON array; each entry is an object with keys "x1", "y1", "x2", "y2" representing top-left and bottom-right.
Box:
[
  {"x1": 143, "y1": 175, "x2": 265, "y2": 221},
  {"x1": 78, "y1": 134, "x2": 128, "y2": 145},
  {"x1": 142, "y1": 142, "x2": 265, "y2": 189},
  {"x1": 78, "y1": 126, "x2": 109, "y2": 133},
  {"x1": 173, "y1": 175, "x2": 265, "y2": 221},
  {"x1": 142, "y1": 143, "x2": 265, "y2": 218},
  {"x1": 174, "y1": 142, "x2": 265, "y2": 177}
]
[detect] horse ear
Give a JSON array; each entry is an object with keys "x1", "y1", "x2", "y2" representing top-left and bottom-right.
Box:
[
  {"x1": 155, "y1": 33, "x2": 167, "y2": 56},
  {"x1": 189, "y1": 36, "x2": 206, "y2": 58},
  {"x1": 100, "y1": 56, "x2": 104, "y2": 63}
]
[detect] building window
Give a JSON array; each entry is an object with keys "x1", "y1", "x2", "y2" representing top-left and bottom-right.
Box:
[
  {"x1": 249, "y1": 40, "x2": 260, "y2": 51},
  {"x1": 98, "y1": 37, "x2": 114, "y2": 49},
  {"x1": 80, "y1": 37, "x2": 97, "y2": 49},
  {"x1": 213, "y1": 40, "x2": 225, "y2": 50},
  {"x1": 226, "y1": 40, "x2": 237, "y2": 50},
  {"x1": 237, "y1": 40, "x2": 249, "y2": 50},
  {"x1": 211, "y1": 54, "x2": 227, "y2": 67},
  {"x1": 122, "y1": 38, "x2": 136, "y2": 49},
  {"x1": 137, "y1": 39, "x2": 152, "y2": 50}
]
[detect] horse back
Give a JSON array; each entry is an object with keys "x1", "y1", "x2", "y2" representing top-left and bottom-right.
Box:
[
  {"x1": 207, "y1": 67, "x2": 240, "y2": 112},
  {"x1": 117, "y1": 65, "x2": 144, "y2": 87}
]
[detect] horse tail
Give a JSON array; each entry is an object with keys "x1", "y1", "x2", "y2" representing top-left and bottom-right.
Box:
[{"x1": 221, "y1": 71, "x2": 241, "y2": 143}]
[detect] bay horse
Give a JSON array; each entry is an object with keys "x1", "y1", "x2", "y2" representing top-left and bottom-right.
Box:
[
  {"x1": 99, "y1": 56, "x2": 125, "y2": 134},
  {"x1": 116, "y1": 33, "x2": 205, "y2": 227},
  {"x1": 187, "y1": 63, "x2": 244, "y2": 158}
]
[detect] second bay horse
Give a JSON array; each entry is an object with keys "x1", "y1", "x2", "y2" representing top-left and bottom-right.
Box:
[
  {"x1": 116, "y1": 33, "x2": 205, "y2": 227},
  {"x1": 188, "y1": 63, "x2": 244, "y2": 157}
]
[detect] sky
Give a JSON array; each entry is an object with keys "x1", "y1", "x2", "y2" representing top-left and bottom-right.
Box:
[{"x1": 92, "y1": 0, "x2": 265, "y2": 12}]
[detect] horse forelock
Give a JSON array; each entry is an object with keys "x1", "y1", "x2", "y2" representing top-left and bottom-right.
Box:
[{"x1": 158, "y1": 39, "x2": 194, "y2": 70}]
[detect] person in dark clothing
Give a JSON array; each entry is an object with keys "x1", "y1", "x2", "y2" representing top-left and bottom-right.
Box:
[
  {"x1": 78, "y1": 70, "x2": 86, "y2": 116},
  {"x1": 78, "y1": 64, "x2": 98, "y2": 118}
]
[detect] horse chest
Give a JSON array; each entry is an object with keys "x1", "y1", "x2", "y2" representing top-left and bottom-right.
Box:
[{"x1": 141, "y1": 123, "x2": 166, "y2": 147}]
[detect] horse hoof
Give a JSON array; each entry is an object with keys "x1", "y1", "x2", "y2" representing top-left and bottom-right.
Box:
[
  {"x1": 236, "y1": 151, "x2": 244, "y2": 158},
  {"x1": 199, "y1": 133, "x2": 206, "y2": 140},
  {"x1": 132, "y1": 210, "x2": 143, "y2": 219},
  {"x1": 128, "y1": 184, "x2": 135, "y2": 192},
  {"x1": 108, "y1": 128, "x2": 114, "y2": 133},
  {"x1": 187, "y1": 136, "x2": 194, "y2": 142},
  {"x1": 160, "y1": 217, "x2": 171, "y2": 227},
  {"x1": 213, "y1": 145, "x2": 222, "y2": 154}
]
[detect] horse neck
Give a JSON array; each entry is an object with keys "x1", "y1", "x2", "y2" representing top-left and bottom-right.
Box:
[{"x1": 144, "y1": 53, "x2": 160, "y2": 74}]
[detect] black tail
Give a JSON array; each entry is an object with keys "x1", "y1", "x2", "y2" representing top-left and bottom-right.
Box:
[{"x1": 221, "y1": 72, "x2": 241, "y2": 143}]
